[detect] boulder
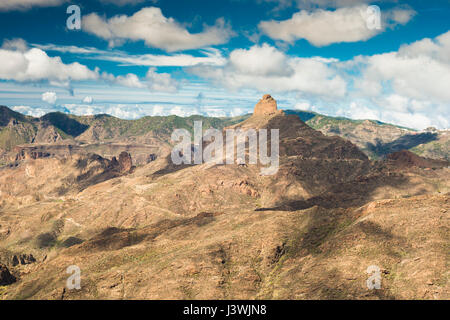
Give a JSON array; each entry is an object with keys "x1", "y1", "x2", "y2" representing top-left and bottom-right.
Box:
[{"x1": 0, "y1": 263, "x2": 16, "y2": 286}]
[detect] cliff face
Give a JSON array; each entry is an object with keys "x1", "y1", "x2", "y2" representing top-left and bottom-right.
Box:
[{"x1": 253, "y1": 94, "x2": 278, "y2": 115}]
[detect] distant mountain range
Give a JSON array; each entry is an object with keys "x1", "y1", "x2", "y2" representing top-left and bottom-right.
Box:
[{"x1": 1, "y1": 105, "x2": 448, "y2": 163}]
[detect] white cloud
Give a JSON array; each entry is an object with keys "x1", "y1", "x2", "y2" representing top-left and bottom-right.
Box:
[
  {"x1": 229, "y1": 43, "x2": 292, "y2": 76},
  {"x1": 0, "y1": 0, "x2": 64, "y2": 11},
  {"x1": 2, "y1": 38, "x2": 28, "y2": 52},
  {"x1": 62, "y1": 103, "x2": 148, "y2": 119},
  {"x1": 336, "y1": 100, "x2": 442, "y2": 130},
  {"x1": 295, "y1": 0, "x2": 372, "y2": 8},
  {"x1": 102, "y1": 68, "x2": 179, "y2": 93},
  {"x1": 190, "y1": 44, "x2": 346, "y2": 98},
  {"x1": 326, "y1": 30, "x2": 449, "y2": 130},
  {"x1": 388, "y1": 7, "x2": 417, "y2": 25},
  {"x1": 146, "y1": 68, "x2": 179, "y2": 93},
  {"x1": 258, "y1": 5, "x2": 416, "y2": 46},
  {"x1": 293, "y1": 101, "x2": 319, "y2": 112},
  {"x1": 356, "y1": 31, "x2": 450, "y2": 105},
  {"x1": 0, "y1": 47, "x2": 99, "y2": 86},
  {"x1": 82, "y1": 7, "x2": 234, "y2": 52},
  {"x1": 151, "y1": 105, "x2": 165, "y2": 116},
  {"x1": 33, "y1": 44, "x2": 227, "y2": 67},
  {"x1": 11, "y1": 105, "x2": 47, "y2": 117},
  {"x1": 189, "y1": 30, "x2": 450, "y2": 129},
  {"x1": 398, "y1": 31, "x2": 450, "y2": 65},
  {"x1": 104, "y1": 48, "x2": 227, "y2": 67},
  {"x1": 41, "y1": 91, "x2": 57, "y2": 105},
  {"x1": 104, "y1": 105, "x2": 147, "y2": 119},
  {"x1": 114, "y1": 73, "x2": 146, "y2": 89}
]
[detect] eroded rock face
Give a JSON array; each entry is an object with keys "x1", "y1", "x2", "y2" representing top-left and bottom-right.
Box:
[
  {"x1": 11, "y1": 254, "x2": 36, "y2": 267},
  {"x1": 253, "y1": 94, "x2": 278, "y2": 116},
  {"x1": 0, "y1": 263, "x2": 16, "y2": 286},
  {"x1": 118, "y1": 151, "x2": 133, "y2": 173}
]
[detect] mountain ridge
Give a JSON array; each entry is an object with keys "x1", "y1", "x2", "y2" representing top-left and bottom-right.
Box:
[{"x1": 1, "y1": 105, "x2": 448, "y2": 162}]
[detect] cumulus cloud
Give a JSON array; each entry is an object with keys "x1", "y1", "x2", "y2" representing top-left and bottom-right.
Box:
[
  {"x1": 190, "y1": 43, "x2": 346, "y2": 98},
  {"x1": 355, "y1": 31, "x2": 450, "y2": 104},
  {"x1": 41, "y1": 91, "x2": 57, "y2": 105},
  {"x1": 335, "y1": 100, "x2": 441, "y2": 130},
  {"x1": 114, "y1": 73, "x2": 146, "y2": 89},
  {"x1": 0, "y1": 47, "x2": 99, "y2": 86},
  {"x1": 82, "y1": 7, "x2": 234, "y2": 52},
  {"x1": 0, "y1": 0, "x2": 64, "y2": 11},
  {"x1": 229, "y1": 43, "x2": 292, "y2": 76},
  {"x1": 11, "y1": 105, "x2": 47, "y2": 117},
  {"x1": 102, "y1": 68, "x2": 179, "y2": 92},
  {"x1": 189, "y1": 31, "x2": 450, "y2": 129},
  {"x1": 258, "y1": 5, "x2": 416, "y2": 46},
  {"x1": 342, "y1": 31, "x2": 450, "y2": 129},
  {"x1": 61, "y1": 103, "x2": 148, "y2": 119},
  {"x1": 2, "y1": 38, "x2": 28, "y2": 52},
  {"x1": 146, "y1": 68, "x2": 179, "y2": 92}
]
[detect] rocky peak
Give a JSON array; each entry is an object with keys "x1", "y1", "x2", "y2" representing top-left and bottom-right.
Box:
[
  {"x1": 253, "y1": 94, "x2": 279, "y2": 116},
  {"x1": 118, "y1": 151, "x2": 133, "y2": 173},
  {"x1": 111, "y1": 151, "x2": 135, "y2": 174}
]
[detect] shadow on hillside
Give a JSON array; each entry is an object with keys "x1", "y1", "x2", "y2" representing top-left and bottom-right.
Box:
[
  {"x1": 41, "y1": 112, "x2": 89, "y2": 137},
  {"x1": 284, "y1": 110, "x2": 317, "y2": 122},
  {"x1": 367, "y1": 132, "x2": 438, "y2": 157},
  {"x1": 69, "y1": 213, "x2": 221, "y2": 253},
  {"x1": 256, "y1": 173, "x2": 409, "y2": 212}
]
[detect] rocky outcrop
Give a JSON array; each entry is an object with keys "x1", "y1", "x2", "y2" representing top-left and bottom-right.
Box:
[
  {"x1": 11, "y1": 254, "x2": 36, "y2": 267},
  {"x1": 14, "y1": 148, "x2": 51, "y2": 161},
  {"x1": 10, "y1": 143, "x2": 158, "y2": 166},
  {"x1": 253, "y1": 94, "x2": 280, "y2": 116},
  {"x1": 119, "y1": 151, "x2": 133, "y2": 173},
  {"x1": 0, "y1": 264, "x2": 16, "y2": 286},
  {"x1": 387, "y1": 150, "x2": 449, "y2": 169},
  {"x1": 111, "y1": 152, "x2": 135, "y2": 174}
]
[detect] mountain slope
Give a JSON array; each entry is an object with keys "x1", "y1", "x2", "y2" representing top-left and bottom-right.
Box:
[
  {"x1": 1, "y1": 106, "x2": 448, "y2": 161},
  {"x1": 0, "y1": 96, "x2": 448, "y2": 300},
  {"x1": 286, "y1": 110, "x2": 448, "y2": 160}
]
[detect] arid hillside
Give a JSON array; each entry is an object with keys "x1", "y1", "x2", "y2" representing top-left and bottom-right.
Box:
[{"x1": 0, "y1": 96, "x2": 449, "y2": 300}]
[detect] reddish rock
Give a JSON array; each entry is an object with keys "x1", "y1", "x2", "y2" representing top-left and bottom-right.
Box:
[
  {"x1": 253, "y1": 94, "x2": 278, "y2": 116},
  {"x1": 118, "y1": 151, "x2": 133, "y2": 173}
]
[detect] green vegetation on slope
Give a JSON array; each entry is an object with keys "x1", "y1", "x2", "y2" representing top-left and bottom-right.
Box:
[{"x1": 1, "y1": 105, "x2": 448, "y2": 160}]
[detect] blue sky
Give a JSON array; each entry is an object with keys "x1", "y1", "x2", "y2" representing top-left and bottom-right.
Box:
[{"x1": 0, "y1": 0, "x2": 449, "y2": 129}]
